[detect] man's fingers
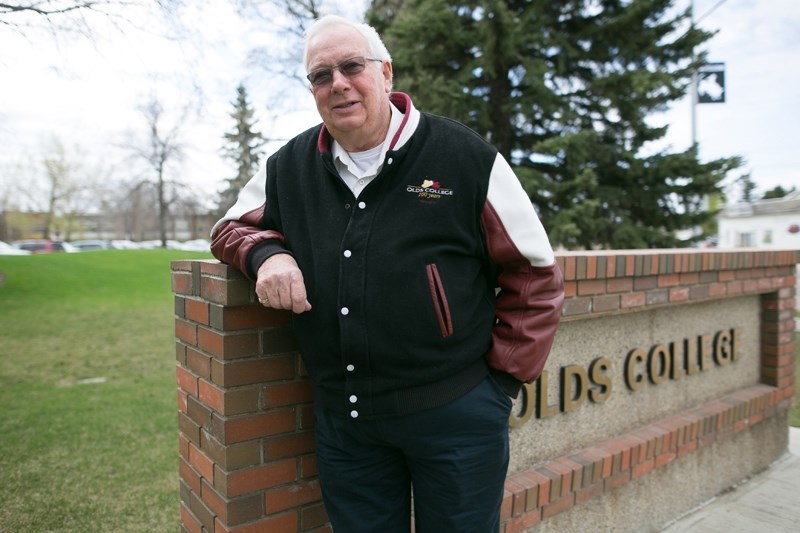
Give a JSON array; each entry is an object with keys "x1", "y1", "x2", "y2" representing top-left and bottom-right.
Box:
[
  {"x1": 255, "y1": 256, "x2": 311, "y2": 313},
  {"x1": 289, "y1": 271, "x2": 312, "y2": 313}
]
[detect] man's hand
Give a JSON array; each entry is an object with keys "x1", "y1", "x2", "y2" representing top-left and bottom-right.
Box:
[{"x1": 255, "y1": 254, "x2": 312, "y2": 314}]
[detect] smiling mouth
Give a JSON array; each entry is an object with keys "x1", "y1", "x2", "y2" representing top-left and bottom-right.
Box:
[{"x1": 334, "y1": 101, "x2": 359, "y2": 111}]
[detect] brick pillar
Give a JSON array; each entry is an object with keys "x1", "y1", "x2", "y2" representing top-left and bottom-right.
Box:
[
  {"x1": 761, "y1": 285, "x2": 797, "y2": 400},
  {"x1": 172, "y1": 260, "x2": 328, "y2": 533}
]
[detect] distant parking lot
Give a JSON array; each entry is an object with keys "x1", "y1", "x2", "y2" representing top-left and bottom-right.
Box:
[{"x1": 1, "y1": 238, "x2": 211, "y2": 255}]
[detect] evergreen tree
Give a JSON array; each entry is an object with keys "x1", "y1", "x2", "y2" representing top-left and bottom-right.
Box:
[
  {"x1": 762, "y1": 185, "x2": 795, "y2": 200},
  {"x1": 737, "y1": 173, "x2": 756, "y2": 203},
  {"x1": 218, "y1": 83, "x2": 267, "y2": 217},
  {"x1": 368, "y1": 0, "x2": 742, "y2": 249}
]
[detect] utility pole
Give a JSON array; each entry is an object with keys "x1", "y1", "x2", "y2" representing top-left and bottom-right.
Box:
[{"x1": 690, "y1": 0, "x2": 698, "y2": 147}]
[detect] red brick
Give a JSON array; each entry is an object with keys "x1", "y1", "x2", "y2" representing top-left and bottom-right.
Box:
[
  {"x1": 186, "y1": 347, "x2": 212, "y2": 379},
  {"x1": 202, "y1": 480, "x2": 263, "y2": 526},
  {"x1": 180, "y1": 458, "x2": 202, "y2": 494},
  {"x1": 215, "y1": 512, "x2": 298, "y2": 533},
  {"x1": 200, "y1": 275, "x2": 252, "y2": 307},
  {"x1": 504, "y1": 479, "x2": 527, "y2": 517},
  {"x1": 264, "y1": 431, "x2": 316, "y2": 461},
  {"x1": 178, "y1": 389, "x2": 189, "y2": 414},
  {"x1": 575, "y1": 481, "x2": 603, "y2": 504},
  {"x1": 679, "y1": 272, "x2": 700, "y2": 285},
  {"x1": 213, "y1": 305, "x2": 292, "y2": 330},
  {"x1": 669, "y1": 287, "x2": 690, "y2": 302},
  {"x1": 500, "y1": 489, "x2": 513, "y2": 522},
  {"x1": 678, "y1": 441, "x2": 698, "y2": 457},
  {"x1": 265, "y1": 479, "x2": 322, "y2": 513},
  {"x1": 199, "y1": 328, "x2": 260, "y2": 359},
  {"x1": 301, "y1": 502, "x2": 330, "y2": 530},
  {"x1": 180, "y1": 503, "x2": 202, "y2": 533},
  {"x1": 177, "y1": 364, "x2": 199, "y2": 396},
  {"x1": 621, "y1": 292, "x2": 645, "y2": 309},
  {"x1": 632, "y1": 458, "x2": 655, "y2": 478},
  {"x1": 543, "y1": 460, "x2": 573, "y2": 499},
  {"x1": 198, "y1": 380, "x2": 261, "y2": 417},
  {"x1": 176, "y1": 318, "x2": 199, "y2": 346},
  {"x1": 217, "y1": 409, "x2": 297, "y2": 444},
  {"x1": 562, "y1": 297, "x2": 592, "y2": 316},
  {"x1": 186, "y1": 298, "x2": 210, "y2": 325},
  {"x1": 301, "y1": 455, "x2": 318, "y2": 479},
  {"x1": 519, "y1": 470, "x2": 550, "y2": 508},
  {"x1": 577, "y1": 279, "x2": 606, "y2": 296},
  {"x1": 542, "y1": 494, "x2": 575, "y2": 519},
  {"x1": 563, "y1": 256, "x2": 576, "y2": 280},
  {"x1": 633, "y1": 276, "x2": 657, "y2": 290},
  {"x1": 179, "y1": 433, "x2": 190, "y2": 459},
  {"x1": 211, "y1": 356, "x2": 296, "y2": 388},
  {"x1": 655, "y1": 451, "x2": 677, "y2": 468},
  {"x1": 264, "y1": 381, "x2": 314, "y2": 408},
  {"x1": 188, "y1": 441, "x2": 215, "y2": 481},
  {"x1": 658, "y1": 273, "x2": 680, "y2": 287},
  {"x1": 604, "y1": 470, "x2": 631, "y2": 491},
  {"x1": 708, "y1": 282, "x2": 727, "y2": 297},
  {"x1": 606, "y1": 278, "x2": 633, "y2": 293},
  {"x1": 563, "y1": 280, "x2": 577, "y2": 298},
  {"x1": 592, "y1": 294, "x2": 620, "y2": 313},
  {"x1": 173, "y1": 272, "x2": 194, "y2": 296},
  {"x1": 504, "y1": 509, "x2": 541, "y2": 533},
  {"x1": 219, "y1": 459, "x2": 298, "y2": 498}
]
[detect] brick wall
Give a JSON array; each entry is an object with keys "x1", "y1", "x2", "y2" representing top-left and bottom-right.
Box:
[{"x1": 172, "y1": 249, "x2": 798, "y2": 532}]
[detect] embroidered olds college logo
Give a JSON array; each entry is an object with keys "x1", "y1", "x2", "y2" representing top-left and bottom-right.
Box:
[{"x1": 406, "y1": 179, "x2": 454, "y2": 202}]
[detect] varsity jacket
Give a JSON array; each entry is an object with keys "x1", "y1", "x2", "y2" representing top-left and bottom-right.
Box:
[{"x1": 211, "y1": 92, "x2": 564, "y2": 419}]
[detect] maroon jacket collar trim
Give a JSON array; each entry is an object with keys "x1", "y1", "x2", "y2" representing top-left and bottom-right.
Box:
[{"x1": 316, "y1": 92, "x2": 412, "y2": 153}]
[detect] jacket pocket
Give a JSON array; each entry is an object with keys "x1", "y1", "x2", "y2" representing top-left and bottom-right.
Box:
[{"x1": 426, "y1": 263, "x2": 454, "y2": 338}]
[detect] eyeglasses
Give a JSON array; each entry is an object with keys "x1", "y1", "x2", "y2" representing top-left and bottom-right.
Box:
[{"x1": 306, "y1": 56, "x2": 383, "y2": 88}]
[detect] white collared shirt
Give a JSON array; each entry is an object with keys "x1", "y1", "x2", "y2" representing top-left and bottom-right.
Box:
[{"x1": 332, "y1": 102, "x2": 404, "y2": 198}]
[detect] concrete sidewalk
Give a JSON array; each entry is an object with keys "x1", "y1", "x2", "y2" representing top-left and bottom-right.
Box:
[{"x1": 661, "y1": 426, "x2": 800, "y2": 532}]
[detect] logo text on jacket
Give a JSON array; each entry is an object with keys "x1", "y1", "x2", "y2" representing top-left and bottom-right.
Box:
[{"x1": 406, "y1": 179, "x2": 454, "y2": 202}]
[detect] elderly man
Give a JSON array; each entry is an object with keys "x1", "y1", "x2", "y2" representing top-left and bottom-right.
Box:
[{"x1": 211, "y1": 14, "x2": 564, "y2": 533}]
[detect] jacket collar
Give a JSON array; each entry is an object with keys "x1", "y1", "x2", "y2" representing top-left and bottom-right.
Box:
[{"x1": 316, "y1": 92, "x2": 419, "y2": 154}]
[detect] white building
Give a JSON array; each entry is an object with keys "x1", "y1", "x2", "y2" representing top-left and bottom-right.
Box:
[{"x1": 718, "y1": 191, "x2": 800, "y2": 249}]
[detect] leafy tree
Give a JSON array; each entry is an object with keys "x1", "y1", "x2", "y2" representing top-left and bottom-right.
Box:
[
  {"x1": 737, "y1": 173, "x2": 757, "y2": 203},
  {"x1": 762, "y1": 185, "x2": 795, "y2": 200},
  {"x1": 233, "y1": 0, "x2": 327, "y2": 89},
  {"x1": 217, "y1": 83, "x2": 267, "y2": 217},
  {"x1": 125, "y1": 97, "x2": 187, "y2": 247},
  {"x1": 0, "y1": 1, "x2": 180, "y2": 34},
  {"x1": 39, "y1": 137, "x2": 83, "y2": 239},
  {"x1": 369, "y1": 0, "x2": 743, "y2": 249}
]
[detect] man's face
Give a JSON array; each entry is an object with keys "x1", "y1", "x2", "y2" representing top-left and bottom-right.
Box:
[{"x1": 306, "y1": 25, "x2": 393, "y2": 152}]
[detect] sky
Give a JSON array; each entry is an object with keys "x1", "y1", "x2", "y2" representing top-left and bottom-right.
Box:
[{"x1": 0, "y1": 0, "x2": 797, "y2": 212}]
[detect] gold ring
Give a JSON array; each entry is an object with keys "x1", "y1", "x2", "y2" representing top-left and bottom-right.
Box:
[{"x1": 259, "y1": 296, "x2": 269, "y2": 306}]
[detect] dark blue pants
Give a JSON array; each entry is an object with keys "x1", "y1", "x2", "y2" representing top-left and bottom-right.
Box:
[{"x1": 314, "y1": 375, "x2": 512, "y2": 533}]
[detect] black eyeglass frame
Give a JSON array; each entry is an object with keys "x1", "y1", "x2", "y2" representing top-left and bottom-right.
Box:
[{"x1": 306, "y1": 56, "x2": 384, "y2": 88}]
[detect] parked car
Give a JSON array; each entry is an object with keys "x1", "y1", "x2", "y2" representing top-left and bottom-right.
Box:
[
  {"x1": 173, "y1": 239, "x2": 211, "y2": 253},
  {"x1": 12, "y1": 239, "x2": 77, "y2": 254},
  {"x1": 0, "y1": 241, "x2": 32, "y2": 255},
  {"x1": 70, "y1": 239, "x2": 111, "y2": 251}
]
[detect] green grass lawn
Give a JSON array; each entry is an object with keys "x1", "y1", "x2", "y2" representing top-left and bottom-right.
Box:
[{"x1": 0, "y1": 249, "x2": 211, "y2": 533}]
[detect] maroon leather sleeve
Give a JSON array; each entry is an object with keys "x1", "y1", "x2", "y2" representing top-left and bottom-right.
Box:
[
  {"x1": 480, "y1": 201, "x2": 565, "y2": 383},
  {"x1": 210, "y1": 206, "x2": 285, "y2": 281},
  {"x1": 488, "y1": 262, "x2": 564, "y2": 383}
]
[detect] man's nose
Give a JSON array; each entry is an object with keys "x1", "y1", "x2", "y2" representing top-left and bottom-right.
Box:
[{"x1": 330, "y1": 69, "x2": 351, "y2": 90}]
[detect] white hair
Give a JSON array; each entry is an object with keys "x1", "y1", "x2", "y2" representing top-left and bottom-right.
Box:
[{"x1": 303, "y1": 15, "x2": 392, "y2": 70}]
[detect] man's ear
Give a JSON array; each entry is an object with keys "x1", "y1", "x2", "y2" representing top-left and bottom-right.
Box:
[{"x1": 383, "y1": 61, "x2": 393, "y2": 92}]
